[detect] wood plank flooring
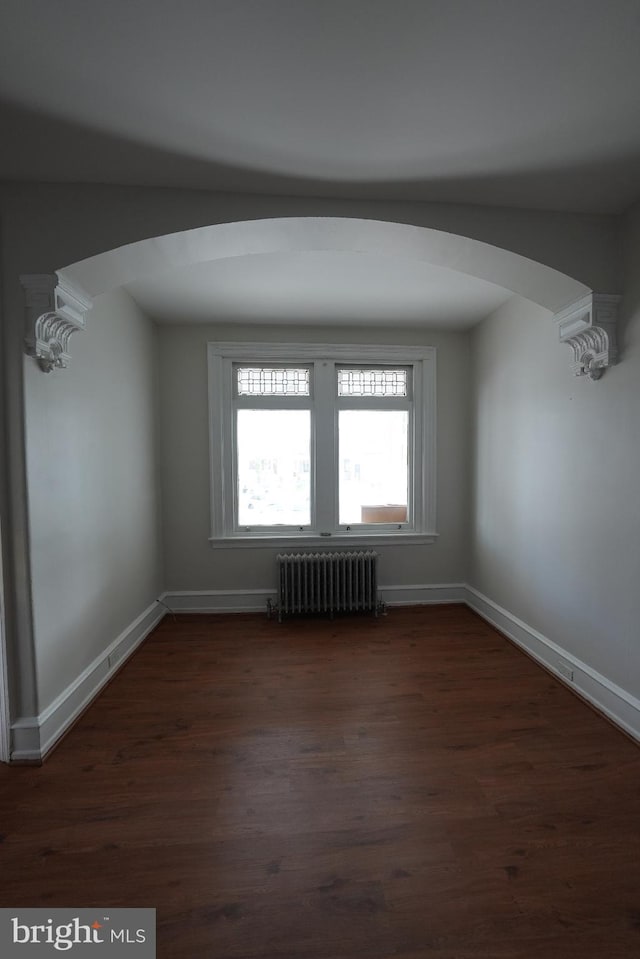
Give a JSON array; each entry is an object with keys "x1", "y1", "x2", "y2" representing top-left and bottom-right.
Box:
[{"x1": 1, "y1": 605, "x2": 640, "y2": 958}]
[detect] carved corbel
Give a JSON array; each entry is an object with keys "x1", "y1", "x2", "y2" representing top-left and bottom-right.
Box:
[
  {"x1": 554, "y1": 293, "x2": 621, "y2": 381},
  {"x1": 21, "y1": 274, "x2": 92, "y2": 373}
]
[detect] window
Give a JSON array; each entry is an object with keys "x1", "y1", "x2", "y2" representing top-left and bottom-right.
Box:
[{"x1": 208, "y1": 343, "x2": 436, "y2": 546}]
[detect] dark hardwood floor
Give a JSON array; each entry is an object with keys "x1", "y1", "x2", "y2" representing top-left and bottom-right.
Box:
[{"x1": 1, "y1": 605, "x2": 639, "y2": 958}]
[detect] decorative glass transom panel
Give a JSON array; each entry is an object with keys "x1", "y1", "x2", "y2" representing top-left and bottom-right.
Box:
[
  {"x1": 236, "y1": 367, "x2": 310, "y2": 396},
  {"x1": 337, "y1": 367, "x2": 407, "y2": 397}
]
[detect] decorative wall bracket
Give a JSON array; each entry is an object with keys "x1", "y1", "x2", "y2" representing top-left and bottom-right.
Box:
[
  {"x1": 554, "y1": 293, "x2": 621, "y2": 381},
  {"x1": 21, "y1": 274, "x2": 92, "y2": 373}
]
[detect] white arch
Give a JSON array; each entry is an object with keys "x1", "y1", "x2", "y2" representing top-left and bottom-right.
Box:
[{"x1": 57, "y1": 216, "x2": 590, "y2": 313}]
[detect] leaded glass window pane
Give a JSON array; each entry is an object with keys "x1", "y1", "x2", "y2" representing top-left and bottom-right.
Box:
[
  {"x1": 337, "y1": 367, "x2": 407, "y2": 397},
  {"x1": 236, "y1": 367, "x2": 310, "y2": 396}
]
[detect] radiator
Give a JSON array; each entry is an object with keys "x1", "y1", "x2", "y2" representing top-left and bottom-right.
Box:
[{"x1": 270, "y1": 551, "x2": 382, "y2": 621}]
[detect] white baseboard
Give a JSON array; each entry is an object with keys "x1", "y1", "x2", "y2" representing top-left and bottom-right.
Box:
[
  {"x1": 10, "y1": 600, "x2": 165, "y2": 762},
  {"x1": 161, "y1": 583, "x2": 467, "y2": 615},
  {"x1": 465, "y1": 585, "x2": 640, "y2": 743},
  {"x1": 160, "y1": 588, "x2": 275, "y2": 614},
  {"x1": 381, "y1": 583, "x2": 466, "y2": 606}
]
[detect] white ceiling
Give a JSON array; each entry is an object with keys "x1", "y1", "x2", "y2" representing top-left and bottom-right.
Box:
[
  {"x1": 2, "y1": 0, "x2": 640, "y2": 214},
  {"x1": 125, "y1": 251, "x2": 513, "y2": 328}
]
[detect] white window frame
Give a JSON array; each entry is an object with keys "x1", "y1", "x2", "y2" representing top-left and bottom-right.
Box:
[{"x1": 208, "y1": 342, "x2": 437, "y2": 548}]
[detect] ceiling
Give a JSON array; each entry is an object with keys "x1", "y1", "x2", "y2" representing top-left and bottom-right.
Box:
[
  {"x1": 125, "y1": 251, "x2": 513, "y2": 328},
  {"x1": 3, "y1": 1, "x2": 636, "y2": 329},
  {"x1": 1, "y1": 0, "x2": 640, "y2": 214}
]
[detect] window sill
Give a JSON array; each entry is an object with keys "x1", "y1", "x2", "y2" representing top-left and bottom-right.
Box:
[{"x1": 208, "y1": 532, "x2": 439, "y2": 549}]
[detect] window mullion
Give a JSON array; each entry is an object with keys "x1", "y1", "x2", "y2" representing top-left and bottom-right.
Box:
[{"x1": 313, "y1": 360, "x2": 337, "y2": 533}]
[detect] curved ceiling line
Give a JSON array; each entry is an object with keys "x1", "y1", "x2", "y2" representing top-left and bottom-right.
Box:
[{"x1": 57, "y1": 216, "x2": 590, "y2": 313}]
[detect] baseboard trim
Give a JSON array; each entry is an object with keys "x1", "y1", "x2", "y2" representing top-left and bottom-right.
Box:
[
  {"x1": 465, "y1": 585, "x2": 640, "y2": 743},
  {"x1": 161, "y1": 583, "x2": 467, "y2": 614},
  {"x1": 382, "y1": 583, "x2": 466, "y2": 606},
  {"x1": 160, "y1": 588, "x2": 275, "y2": 614},
  {"x1": 10, "y1": 600, "x2": 165, "y2": 763}
]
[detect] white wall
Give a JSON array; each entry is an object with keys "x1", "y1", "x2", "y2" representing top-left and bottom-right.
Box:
[
  {"x1": 158, "y1": 322, "x2": 471, "y2": 594},
  {"x1": 469, "y1": 206, "x2": 640, "y2": 717},
  {"x1": 23, "y1": 287, "x2": 163, "y2": 715}
]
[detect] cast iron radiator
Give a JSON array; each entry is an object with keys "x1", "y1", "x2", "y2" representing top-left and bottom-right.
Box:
[{"x1": 270, "y1": 551, "x2": 382, "y2": 621}]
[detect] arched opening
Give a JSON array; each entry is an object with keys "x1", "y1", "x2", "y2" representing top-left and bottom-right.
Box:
[
  {"x1": 57, "y1": 216, "x2": 590, "y2": 314},
  {"x1": 12, "y1": 215, "x2": 607, "y2": 762}
]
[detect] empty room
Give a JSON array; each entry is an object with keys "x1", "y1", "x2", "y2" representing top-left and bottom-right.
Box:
[{"x1": 1, "y1": 2, "x2": 640, "y2": 957}]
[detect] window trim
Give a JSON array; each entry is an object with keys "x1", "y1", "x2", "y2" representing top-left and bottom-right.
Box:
[{"x1": 207, "y1": 342, "x2": 437, "y2": 547}]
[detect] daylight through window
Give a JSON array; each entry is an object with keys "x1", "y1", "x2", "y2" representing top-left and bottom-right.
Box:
[{"x1": 208, "y1": 345, "x2": 436, "y2": 543}]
